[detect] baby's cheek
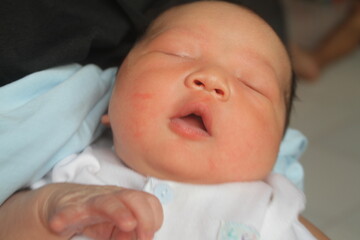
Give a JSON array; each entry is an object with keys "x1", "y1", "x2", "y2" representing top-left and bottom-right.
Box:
[
  {"x1": 131, "y1": 92, "x2": 154, "y2": 110},
  {"x1": 125, "y1": 93, "x2": 156, "y2": 137},
  {"x1": 132, "y1": 92, "x2": 154, "y2": 100},
  {"x1": 218, "y1": 132, "x2": 277, "y2": 181}
]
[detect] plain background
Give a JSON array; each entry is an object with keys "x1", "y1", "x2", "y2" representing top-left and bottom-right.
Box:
[{"x1": 283, "y1": 0, "x2": 360, "y2": 239}]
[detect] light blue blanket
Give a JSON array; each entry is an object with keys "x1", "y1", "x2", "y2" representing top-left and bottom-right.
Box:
[
  {"x1": 0, "y1": 64, "x2": 116, "y2": 204},
  {"x1": 274, "y1": 129, "x2": 307, "y2": 190},
  {"x1": 0, "y1": 64, "x2": 306, "y2": 204}
]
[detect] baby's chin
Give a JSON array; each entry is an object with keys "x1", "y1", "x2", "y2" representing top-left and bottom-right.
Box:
[
  {"x1": 153, "y1": 172, "x2": 270, "y2": 185},
  {"x1": 119, "y1": 150, "x2": 275, "y2": 184},
  {"x1": 133, "y1": 162, "x2": 272, "y2": 184}
]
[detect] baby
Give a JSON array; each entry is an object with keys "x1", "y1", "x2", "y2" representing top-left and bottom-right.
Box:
[{"x1": 1, "y1": 1, "x2": 328, "y2": 240}]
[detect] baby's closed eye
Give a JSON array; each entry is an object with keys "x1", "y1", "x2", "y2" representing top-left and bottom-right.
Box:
[{"x1": 159, "y1": 50, "x2": 194, "y2": 59}]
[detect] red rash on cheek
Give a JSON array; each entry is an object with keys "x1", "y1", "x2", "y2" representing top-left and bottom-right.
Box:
[
  {"x1": 130, "y1": 93, "x2": 154, "y2": 112},
  {"x1": 127, "y1": 92, "x2": 156, "y2": 138},
  {"x1": 132, "y1": 93, "x2": 154, "y2": 100}
]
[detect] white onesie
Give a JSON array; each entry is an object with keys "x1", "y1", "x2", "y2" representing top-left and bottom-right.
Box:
[{"x1": 34, "y1": 137, "x2": 316, "y2": 240}]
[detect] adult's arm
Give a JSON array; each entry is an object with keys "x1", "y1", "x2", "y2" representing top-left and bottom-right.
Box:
[{"x1": 300, "y1": 216, "x2": 330, "y2": 240}]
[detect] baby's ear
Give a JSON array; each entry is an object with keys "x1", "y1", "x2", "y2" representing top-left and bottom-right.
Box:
[{"x1": 101, "y1": 115, "x2": 111, "y2": 127}]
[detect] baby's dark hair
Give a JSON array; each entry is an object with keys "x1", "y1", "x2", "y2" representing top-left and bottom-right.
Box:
[
  {"x1": 136, "y1": 0, "x2": 297, "y2": 131},
  {"x1": 285, "y1": 72, "x2": 297, "y2": 131}
]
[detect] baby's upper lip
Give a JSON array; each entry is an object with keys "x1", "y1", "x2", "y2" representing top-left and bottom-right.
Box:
[{"x1": 170, "y1": 102, "x2": 212, "y2": 136}]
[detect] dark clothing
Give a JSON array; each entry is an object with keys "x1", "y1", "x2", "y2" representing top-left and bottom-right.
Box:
[
  {"x1": 0, "y1": 0, "x2": 287, "y2": 86},
  {"x1": 0, "y1": 0, "x2": 148, "y2": 86}
]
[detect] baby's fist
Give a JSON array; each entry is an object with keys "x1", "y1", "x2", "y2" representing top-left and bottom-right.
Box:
[{"x1": 41, "y1": 183, "x2": 163, "y2": 240}]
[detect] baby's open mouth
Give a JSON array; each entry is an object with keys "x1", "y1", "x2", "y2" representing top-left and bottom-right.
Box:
[
  {"x1": 179, "y1": 113, "x2": 207, "y2": 132},
  {"x1": 169, "y1": 107, "x2": 211, "y2": 139}
]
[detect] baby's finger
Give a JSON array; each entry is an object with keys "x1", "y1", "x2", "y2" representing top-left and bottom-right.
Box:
[
  {"x1": 82, "y1": 222, "x2": 116, "y2": 239},
  {"x1": 111, "y1": 228, "x2": 137, "y2": 240},
  {"x1": 48, "y1": 205, "x2": 90, "y2": 235},
  {"x1": 118, "y1": 190, "x2": 163, "y2": 239},
  {"x1": 88, "y1": 193, "x2": 138, "y2": 232},
  {"x1": 49, "y1": 194, "x2": 137, "y2": 236}
]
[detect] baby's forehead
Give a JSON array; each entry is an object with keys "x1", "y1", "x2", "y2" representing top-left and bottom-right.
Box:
[{"x1": 141, "y1": 1, "x2": 292, "y2": 91}]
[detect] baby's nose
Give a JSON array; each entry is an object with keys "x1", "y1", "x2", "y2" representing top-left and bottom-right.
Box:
[{"x1": 185, "y1": 67, "x2": 230, "y2": 101}]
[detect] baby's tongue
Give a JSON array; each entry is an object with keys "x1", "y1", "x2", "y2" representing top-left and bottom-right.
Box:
[{"x1": 180, "y1": 114, "x2": 206, "y2": 130}]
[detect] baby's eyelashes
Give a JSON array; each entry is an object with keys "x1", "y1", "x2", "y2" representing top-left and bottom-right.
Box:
[
  {"x1": 241, "y1": 80, "x2": 263, "y2": 95},
  {"x1": 233, "y1": 75, "x2": 259, "y2": 93},
  {"x1": 160, "y1": 50, "x2": 195, "y2": 59}
]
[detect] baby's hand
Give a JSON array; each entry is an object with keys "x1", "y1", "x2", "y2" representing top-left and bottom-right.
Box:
[{"x1": 41, "y1": 183, "x2": 163, "y2": 240}]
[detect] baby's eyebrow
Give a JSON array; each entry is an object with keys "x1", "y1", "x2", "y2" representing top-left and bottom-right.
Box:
[
  {"x1": 148, "y1": 26, "x2": 206, "y2": 44},
  {"x1": 284, "y1": 71, "x2": 295, "y2": 104},
  {"x1": 170, "y1": 27, "x2": 206, "y2": 40}
]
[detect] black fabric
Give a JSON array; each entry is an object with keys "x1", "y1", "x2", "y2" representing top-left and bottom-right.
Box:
[
  {"x1": 0, "y1": 0, "x2": 159, "y2": 86},
  {"x1": 0, "y1": 0, "x2": 286, "y2": 87}
]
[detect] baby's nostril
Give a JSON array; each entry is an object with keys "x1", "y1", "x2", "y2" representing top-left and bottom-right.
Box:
[
  {"x1": 194, "y1": 80, "x2": 203, "y2": 86},
  {"x1": 215, "y1": 89, "x2": 224, "y2": 96}
]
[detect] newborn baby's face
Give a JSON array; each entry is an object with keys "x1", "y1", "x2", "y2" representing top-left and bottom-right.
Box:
[{"x1": 104, "y1": 1, "x2": 292, "y2": 183}]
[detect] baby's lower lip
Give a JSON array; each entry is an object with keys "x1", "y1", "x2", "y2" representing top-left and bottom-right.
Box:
[{"x1": 169, "y1": 117, "x2": 210, "y2": 139}]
